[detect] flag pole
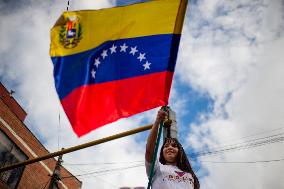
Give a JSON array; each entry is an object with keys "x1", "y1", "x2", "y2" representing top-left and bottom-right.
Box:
[
  {"x1": 146, "y1": 121, "x2": 163, "y2": 189},
  {"x1": 146, "y1": 106, "x2": 168, "y2": 189},
  {"x1": 0, "y1": 124, "x2": 153, "y2": 173}
]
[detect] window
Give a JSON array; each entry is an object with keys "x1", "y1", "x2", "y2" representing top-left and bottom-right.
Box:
[{"x1": 0, "y1": 130, "x2": 28, "y2": 189}]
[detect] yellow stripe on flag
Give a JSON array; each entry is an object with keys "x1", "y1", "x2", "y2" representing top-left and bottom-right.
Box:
[{"x1": 50, "y1": 0, "x2": 188, "y2": 57}]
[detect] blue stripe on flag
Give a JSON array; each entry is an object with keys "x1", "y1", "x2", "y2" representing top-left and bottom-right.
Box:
[{"x1": 51, "y1": 34, "x2": 181, "y2": 99}]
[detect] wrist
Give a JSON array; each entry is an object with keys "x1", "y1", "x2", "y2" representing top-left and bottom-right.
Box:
[{"x1": 154, "y1": 119, "x2": 162, "y2": 126}]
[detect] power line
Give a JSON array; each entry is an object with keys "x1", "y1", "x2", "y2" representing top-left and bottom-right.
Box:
[
  {"x1": 63, "y1": 160, "x2": 144, "y2": 166},
  {"x1": 66, "y1": 162, "x2": 120, "y2": 188},
  {"x1": 218, "y1": 126, "x2": 284, "y2": 145},
  {"x1": 62, "y1": 132, "x2": 284, "y2": 178},
  {"x1": 199, "y1": 158, "x2": 284, "y2": 164},
  {"x1": 193, "y1": 132, "x2": 284, "y2": 154},
  {"x1": 63, "y1": 156, "x2": 284, "y2": 179},
  {"x1": 192, "y1": 136, "x2": 284, "y2": 158},
  {"x1": 190, "y1": 132, "x2": 284, "y2": 158},
  {"x1": 63, "y1": 129, "x2": 284, "y2": 166},
  {"x1": 222, "y1": 132, "x2": 284, "y2": 149},
  {"x1": 62, "y1": 163, "x2": 144, "y2": 179},
  {"x1": 71, "y1": 164, "x2": 145, "y2": 179},
  {"x1": 62, "y1": 127, "x2": 284, "y2": 178}
]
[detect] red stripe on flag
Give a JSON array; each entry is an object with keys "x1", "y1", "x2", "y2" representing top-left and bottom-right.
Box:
[{"x1": 61, "y1": 71, "x2": 174, "y2": 137}]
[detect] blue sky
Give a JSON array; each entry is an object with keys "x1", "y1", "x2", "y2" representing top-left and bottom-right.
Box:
[{"x1": 1, "y1": 0, "x2": 284, "y2": 188}]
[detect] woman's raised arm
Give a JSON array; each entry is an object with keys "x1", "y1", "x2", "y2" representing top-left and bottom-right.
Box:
[{"x1": 145, "y1": 109, "x2": 167, "y2": 163}]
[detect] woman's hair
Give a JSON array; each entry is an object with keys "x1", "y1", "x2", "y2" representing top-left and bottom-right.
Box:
[{"x1": 159, "y1": 138, "x2": 200, "y2": 189}]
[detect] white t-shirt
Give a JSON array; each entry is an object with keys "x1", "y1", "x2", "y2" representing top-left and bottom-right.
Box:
[{"x1": 145, "y1": 159, "x2": 194, "y2": 189}]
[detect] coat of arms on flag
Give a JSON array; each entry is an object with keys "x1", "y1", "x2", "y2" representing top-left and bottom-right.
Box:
[{"x1": 59, "y1": 15, "x2": 82, "y2": 49}]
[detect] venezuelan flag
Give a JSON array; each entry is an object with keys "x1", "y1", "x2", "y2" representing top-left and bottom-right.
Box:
[{"x1": 50, "y1": 0, "x2": 188, "y2": 137}]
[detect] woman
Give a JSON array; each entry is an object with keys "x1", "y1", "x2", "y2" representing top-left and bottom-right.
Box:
[{"x1": 145, "y1": 109, "x2": 200, "y2": 189}]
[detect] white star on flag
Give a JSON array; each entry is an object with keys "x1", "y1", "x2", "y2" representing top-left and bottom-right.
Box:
[
  {"x1": 91, "y1": 69, "x2": 96, "y2": 79},
  {"x1": 120, "y1": 43, "x2": 128, "y2": 52},
  {"x1": 94, "y1": 58, "x2": 100, "y2": 68},
  {"x1": 137, "y1": 53, "x2": 146, "y2": 62},
  {"x1": 129, "y1": 46, "x2": 138, "y2": 56},
  {"x1": 101, "y1": 50, "x2": 108, "y2": 59},
  {"x1": 110, "y1": 44, "x2": 117, "y2": 54},
  {"x1": 143, "y1": 61, "x2": 151, "y2": 70}
]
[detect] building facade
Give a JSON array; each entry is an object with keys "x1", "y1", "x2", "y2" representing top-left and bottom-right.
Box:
[{"x1": 0, "y1": 83, "x2": 82, "y2": 189}]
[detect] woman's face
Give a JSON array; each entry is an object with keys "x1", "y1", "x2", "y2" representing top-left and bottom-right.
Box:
[{"x1": 162, "y1": 140, "x2": 179, "y2": 164}]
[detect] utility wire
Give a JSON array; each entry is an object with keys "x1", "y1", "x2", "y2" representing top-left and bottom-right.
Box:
[
  {"x1": 212, "y1": 134, "x2": 283, "y2": 153},
  {"x1": 218, "y1": 132, "x2": 284, "y2": 150},
  {"x1": 190, "y1": 132, "x2": 284, "y2": 158},
  {"x1": 62, "y1": 129, "x2": 284, "y2": 166},
  {"x1": 189, "y1": 126, "x2": 284, "y2": 154},
  {"x1": 193, "y1": 132, "x2": 284, "y2": 154},
  {"x1": 62, "y1": 163, "x2": 144, "y2": 179},
  {"x1": 66, "y1": 163, "x2": 120, "y2": 188},
  {"x1": 192, "y1": 136, "x2": 284, "y2": 158},
  {"x1": 218, "y1": 126, "x2": 284, "y2": 145},
  {"x1": 63, "y1": 160, "x2": 144, "y2": 166},
  {"x1": 62, "y1": 128, "x2": 284, "y2": 178},
  {"x1": 63, "y1": 157, "x2": 284, "y2": 179},
  {"x1": 62, "y1": 133, "x2": 284, "y2": 178},
  {"x1": 200, "y1": 158, "x2": 284, "y2": 164},
  {"x1": 67, "y1": 164, "x2": 145, "y2": 179}
]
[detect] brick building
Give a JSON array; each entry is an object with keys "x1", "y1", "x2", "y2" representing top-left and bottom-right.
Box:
[{"x1": 0, "y1": 82, "x2": 82, "y2": 189}]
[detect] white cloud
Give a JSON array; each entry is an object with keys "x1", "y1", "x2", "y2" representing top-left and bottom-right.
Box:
[
  {"x1": 71, "y1": 0, "x2": 115, "y2": 11},
  {"x1": 180, "y1": 0, "x2": 284, "y2": 188}
]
